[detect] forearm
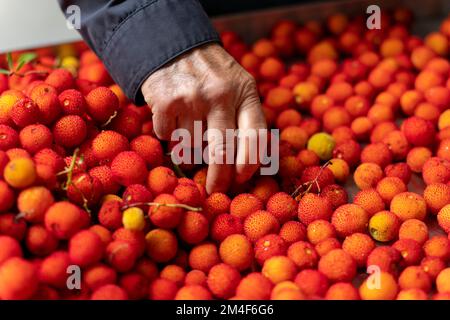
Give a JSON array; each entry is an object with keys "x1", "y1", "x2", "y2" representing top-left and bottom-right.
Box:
[{"x1": 57, "y1": 0, "x2": 220, "y2": 104}]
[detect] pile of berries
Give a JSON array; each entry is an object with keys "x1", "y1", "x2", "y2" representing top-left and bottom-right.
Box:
[{"x1": 0, "y1": 7, "x2": 449, "y2": 300}]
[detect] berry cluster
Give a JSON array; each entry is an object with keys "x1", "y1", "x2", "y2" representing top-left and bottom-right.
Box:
[{"x1": 0, "y1": 7, "x2": 449, "y2": 300}]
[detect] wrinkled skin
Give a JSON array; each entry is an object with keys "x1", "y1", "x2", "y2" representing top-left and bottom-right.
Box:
[{"x1": 142, "y1": 43, "x2": 267, "y2": 194}]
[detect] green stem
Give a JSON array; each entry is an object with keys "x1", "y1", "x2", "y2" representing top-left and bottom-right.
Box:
[
  {"x1": 61, "y1": 148, "x2": 80, "y2": 190},
  {"x1": 122, "y1": 202, "x2": 202, "y2": 212}
]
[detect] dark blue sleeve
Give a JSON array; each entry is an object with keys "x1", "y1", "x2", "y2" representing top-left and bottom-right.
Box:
[{"x1": 58, "y1": 0, "x2": 220, "y2": 105}]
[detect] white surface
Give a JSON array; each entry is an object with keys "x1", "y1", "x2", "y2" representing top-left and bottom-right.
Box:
[{"x1": 0, "y1": 0, "x2": 81, "y2": 53}]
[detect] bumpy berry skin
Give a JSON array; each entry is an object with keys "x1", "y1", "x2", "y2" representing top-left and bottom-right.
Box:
[
  {"x1": 235, "y1": 272, "x2": 273, "y2": 300},
  {"x1": 85, "y1": 87, "x2": 120, "y2": 123},
  {"x1": 18, "y1": 186, "x2": 54, "y2": 223},
  {"x1": 219, "y1": 234, "x2": 253, "y2": 271},
  {"x1": 177, "y1": 211, "x2": 208, "y2": 244},
  {"x1": 89, "y1": 165, "x2": 121, "y2": 195},
  {"x1": 438, "y1": 204, "x2": 450, "y2": 233},
  {"x1": 298, "y1": 193, "x2": 333, "y2": 225},
  {"x1": 106, "y1": 240, "x2": 138, "y2": 273},
  {"x1": 436, "y1": 268, "x2": 450, "y2": 293},
  {"x1": 254, "y1": 234, "x2": 287, "y2": 265},
  {"x1": 188, "y1": 243, "x2": 220, "y2": 273},
  {"x1": 262, "y1": 256, "x2": 297, "y2": 284},
  {"x1": 325, "y1": 282, "x2": 360, "y2": 300},
  {"x1": 0, "y1": 125, "x2": 19, "y2": 150},
  {"x1": 69, "y1": 230, "x2": 104, "y2": 267},
  {"x1": 39, "y1": 251, "x2": 72, "y2": 289},
  {"x1": 295, "y1": 269, "x2": 329, "y2": 297},
  {"x1": 422, "y1": 157, "x2": 450, "y2": 185},
  {"x1": 91, "y1": 284, "x2": 128, "y2": 300},
  {"x1": 210, "y1": 213, "x2": 243, "y2": 242},
  {"x1": 318, "y1": 249, "x2": 357, "y2": 282},
  {"x1": 331, "y1": 204, "x2": 369, "y2": 237},
  {"x1": 353, "y1": 189, "x2": 385, "y2": 217},
  {"x1": 111, "y1": 151, "x2": 147, "y2": 187},
  {"x1": 19, "y1": 124, "x2": 53, "y2": 154},
  {"x1": 207, "y1": 263, "x2": 241, "y2": 299},
  {"x1": 122, "y1": 184, "x2": 153, "y2": 209},
  {"x1": 145, "y1": 229, "x2": 178, "y2": 263},
  {"x1": 66, "y1": 173, "x2": 103, "y2": 207},
  {"x1": 58, "y1": 89, "x2": 86, "y2": 115},
  {"x1": 244, "y1": 210, "x2": 280, "y2": 242},
  {"x1": 0, "y1": 257, "x2": 38, "y2": 300},
  {"x1": 173, "y1": 182, "x2": 202, "y2": 207},
  {"x1": 359, "y1": 271, "x2": 398, "y2": 300},
  {"x1": 398, "y1": 266, "x2": 432, "y2": 292},
  {"x1": 424, "y1": 183, "x2": 450, "y2": 214},
  {"x1": 287, "y1": 241, "x2": 318, "y2": 269},
  {"x1": 266, "y1": 192, "x2": 298, "y2": 223},
  {"x1": 361, "y1": 143, "x2": 393, "y2": 168},
  {"x1": 230, "y1": 193, "x2": 264, "y2": 220},
  {"x1": 0, "y1": 181, "x2": 15, "y2": 212},
  {"x1": 333, "y1": 140, "x2": 361, "y2": 168},
  {"x1": 390, "y1": 192, "x2": 427, "y2": 221},
  {"x1": 354, "y1": 163, "x2": 384, "y2": 190},
  {"x1": 98, "y1": 200, "x2": 123, "y2": 231},
  {"x1": 45, "y1": 69, "x2": 75, "y2": 93},
  {"x1": 148, "y1": 194, "x2": 183, "y2": 229},
  {"x1": 44, "y1": 201, "x2": 89, "y2": 240},
  {"x1": 147, "y1": 166, "x2": 178, "y2": 196},
  {"x1": 0, "y1": 236, "x2": 22, "y2": 265},
  {"x1": 402, "y1": 116, "x2": 435, "y2": 146},
  {"x1": 130, "y1": 135, "x2": 164, "y2": 168},
  {"x1": 299, "y1": 166, "x2": 335, "y2": 193},
  {"x1": 2, "y1": 10, "x2": 450, "y2": 302},
  {"x1": 92, "y1": 130, "x2": 129, "y2": 162},
  {"x1": 393, "y1": 239, "x2": 424, "y2": 267},
  {"x1": 53, "y1": 115, "x2": 87, "y2": 148},
  {"x1": 10, "y1": 98, "x2": 41, "y2": 128}
]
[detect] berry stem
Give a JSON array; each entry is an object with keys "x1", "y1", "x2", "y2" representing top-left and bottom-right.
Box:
[
  {"x1": 14, "y1": 212, "x2": 26, "y2": 222},
  {"x1": 101, "y1": 111, "x2": 118, "y2": 128},
  {"x1": 9, "y1": 70, "x2": 49, "y2": 78},
  {"x1": 57, "y1": 151, "x2": 92, "y2": 213},
  {"x1": 291, "y1": 160, "x2": 332, "y2": 200},
  {"x1": 60, "y1": 148, "x2": 80, "y2": 190},
  {"x1": 71, "y1": 182, "x2": 92, "y2": 214},
  {"x1": 122, "y1": 202, "x2": 202, "y2": 212},
  {"x1": 166, "y1": 150, "x2": 186, "y2": 177},
  {"x1": 172, "y1": 162, "x2": 186, "y2": 178}
]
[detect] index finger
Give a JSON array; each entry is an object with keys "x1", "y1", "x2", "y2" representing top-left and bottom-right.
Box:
[
  {"x1": 235, "y1": 94, "x2": 267, "y2": 183},
  {"x1": 205, "y1": 106, "x2": 236, "y2": 194}
]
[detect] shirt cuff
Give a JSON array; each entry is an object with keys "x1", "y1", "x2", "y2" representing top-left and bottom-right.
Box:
[{"x1": 100, "y1": 0, "x2": 220, "y2": 105}]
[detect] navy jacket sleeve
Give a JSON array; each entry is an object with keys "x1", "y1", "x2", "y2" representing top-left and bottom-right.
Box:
[{"x1": 58, "y1": 0, "x2": 220, "y2": 105}]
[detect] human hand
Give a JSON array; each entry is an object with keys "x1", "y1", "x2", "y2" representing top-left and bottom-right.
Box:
[{"x1": 141, "y1": 43, "x2": 267, "y2": 194}]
